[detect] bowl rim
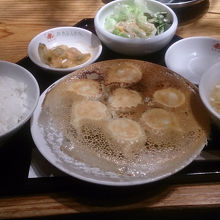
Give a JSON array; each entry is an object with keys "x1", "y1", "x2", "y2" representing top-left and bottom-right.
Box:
[
  {"x1": 28, "y1": 26, "x2": 102, "y2": 73},
  {"x1": 165, "y1": 36, "x2": 220, "y2": 59},
  {"x1": 166, "y1": 0, "x2": 206, "y2": 8},
  {"x1": 165, "y1": 36, "x2": 220, "y2": 51},
  {"x1": 0, "y1": 60, "x2": 40, "y2": 138},
  {"x1": 199, "y1": 62, "x2": 220, "y2": 121},
  {"x1": 94, "y1": 0, "x2": 178, "y2": 43},
  {"x1": 165, "y1": 36, "x2": 220, "y2": 84}
]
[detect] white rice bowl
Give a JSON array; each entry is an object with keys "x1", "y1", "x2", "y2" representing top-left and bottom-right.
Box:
[
  {"x1": 0, "y1": 61, "x2": 40, "y2": 144},
  {"x1": 0, "y1": 76, "x2": 28, "y2": 134}
]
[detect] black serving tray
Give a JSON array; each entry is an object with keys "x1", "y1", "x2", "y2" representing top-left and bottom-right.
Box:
[{"x1": 0, "y1": 18, "x2": 220, "y2": 195}]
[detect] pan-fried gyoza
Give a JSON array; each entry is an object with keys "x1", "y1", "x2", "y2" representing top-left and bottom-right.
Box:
[{"x1": 41, "y1": 59, "x2": 210, "y2": 176}]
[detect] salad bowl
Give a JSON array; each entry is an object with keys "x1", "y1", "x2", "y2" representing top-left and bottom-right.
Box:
[{"x1": 94, "y1": 0, "x2": 178, "y2": 55}]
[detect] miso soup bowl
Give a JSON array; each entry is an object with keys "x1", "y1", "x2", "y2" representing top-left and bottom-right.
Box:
[
  {"x1": 199, "y1": 62, "x2": 220, "y2": 128},
  {"x1": 94, "y1": 0, "x2": 178, "y2": 55}
]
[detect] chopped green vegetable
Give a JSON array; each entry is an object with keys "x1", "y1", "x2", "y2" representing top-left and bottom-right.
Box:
[{"x1": 112, "y1": 29, "x2": 129, "y2": 38}]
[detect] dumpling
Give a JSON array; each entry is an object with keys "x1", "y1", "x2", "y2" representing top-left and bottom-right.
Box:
[
  {"x1": 105, "y1": 62, "x2": 142, "y2": 85},
  {"x1": 66, "y1": 79, "x2": 102, "y2": 99},
  {"x1": 106, "y1": 118, "x2": 145, "y2": 144},
  {"x1": 153, "y1": 87, "x2": 185, "y2": 108},
  {"x1": 70, "y1": 100, "x2": 110, "y2": 128},
  {"x1": 108, "y1": 88, "x2": 142, "y2": 110},
  {"x1": 141, "y1": 108, "x2": 181, "y2": 131}
]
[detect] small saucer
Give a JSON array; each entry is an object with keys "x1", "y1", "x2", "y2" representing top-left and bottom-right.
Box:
[
  {"x1": 165, "y1": 36, "x2": 220, "y2": 84},
  {"x1": 28, "y1": 27, "x2": 102, "y2": 74}
]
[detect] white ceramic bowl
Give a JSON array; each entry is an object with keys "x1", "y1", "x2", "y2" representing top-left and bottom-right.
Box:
[
  {"x1": 0, "y1": 61, "x2": 40, "y2": 144},
  {"x1": 94, "y1": 0, "x2": 178, "y2": 55},
  {"x1": 28, "y1": 27, "x2": 102, "y2": 73},
  {"x1": 165, "y1": 36, "x2": 220, "y2": 85},
  {"x1": 199, "y1": 62, "x2": 220, "y2": 127}
]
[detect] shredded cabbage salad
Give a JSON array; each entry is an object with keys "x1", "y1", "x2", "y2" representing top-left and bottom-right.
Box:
[{"x1": 105, "y1": 0, "x2": 171, "y2": 39}]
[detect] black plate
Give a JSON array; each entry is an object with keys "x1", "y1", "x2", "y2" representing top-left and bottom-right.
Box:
[{"x1": 153, "y1": 0, "x2": 206, "y2": 8}]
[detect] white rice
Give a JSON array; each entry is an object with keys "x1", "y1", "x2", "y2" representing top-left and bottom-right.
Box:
[{"x1": 0, "y1": 76, "x2": 28, "y2": 134}]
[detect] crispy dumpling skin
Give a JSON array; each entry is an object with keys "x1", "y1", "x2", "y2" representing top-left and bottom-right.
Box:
[
  {"x1": 66, "y1": 79, "x2": 102, "y2": 100},
  {"x1": 153, "y1": 87, "x2": 185, "y2": 108},
  {"x1": 108, "y1": 88, "x2": 142, "y2": 110},
  {"x1": 70, "y1": 100, "x2": 110, "y2": 128},
  {"x1": 106, "y1": 118, "x2": 145, "y2": 143},
  {"x1": 141, "y1": 108, "x2": 181, "y2": 131},
  {"x1": 105, "y1": 62, "x2": 143, "y2": 85}
]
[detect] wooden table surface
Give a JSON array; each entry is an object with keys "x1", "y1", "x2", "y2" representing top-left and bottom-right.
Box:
[{"x1": 0, "y1": 0, "x2": 220, "y2": 219}]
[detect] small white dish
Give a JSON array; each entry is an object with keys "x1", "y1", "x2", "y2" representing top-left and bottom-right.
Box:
[
  {"x1": 199, "y1": 62, "x2": 220, "y2": 128},
  {"x1": 0, "y1": 60, "x2": 40, "y2": 145},
  {"x1": 165, "y1": 37, "x2": 220, "y2": 84},
  {"x1": 28, "y1": 27, "x2": 102, "y2": 74}
]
